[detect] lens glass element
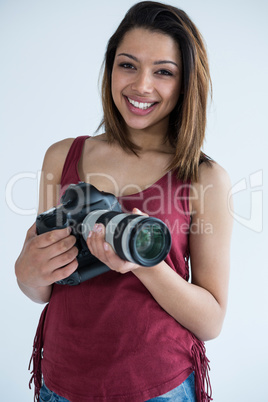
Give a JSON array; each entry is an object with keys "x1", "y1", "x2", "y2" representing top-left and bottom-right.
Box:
[{"x1": 135, "y1": 223, "x2": 165, "y2": 260}]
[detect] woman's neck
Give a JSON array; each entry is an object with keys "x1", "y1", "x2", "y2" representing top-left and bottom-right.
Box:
[{"x1": 127, "y1": 127, "x2": 173, "y2": 155}]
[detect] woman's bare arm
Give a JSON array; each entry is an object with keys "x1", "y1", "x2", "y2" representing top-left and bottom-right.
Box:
[
  {"x1": 15, "y1": 138, "x2": 78, "y2": 303},
  {"x1": 134, "y1": 163, "x2": 233, "y2": 340}
]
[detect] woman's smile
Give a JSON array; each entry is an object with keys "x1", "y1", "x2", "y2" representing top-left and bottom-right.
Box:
[
  {"x1": 124, "y1": 96, "x2": 158, "y2": 115},
  {"x1": 126, "y1": 96, "x2": 156, "y2": 110}
]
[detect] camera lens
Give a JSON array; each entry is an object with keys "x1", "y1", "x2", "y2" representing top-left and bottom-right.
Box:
[
  {"x1": 82, "y1": 211, "x2": 171, "y2": 267},
  {"x1": 134, "y1": 223, "x2": 165, "y2": 260},
  {"x1": 126, "y1": 217, "x2": 171, "y2": 266}
]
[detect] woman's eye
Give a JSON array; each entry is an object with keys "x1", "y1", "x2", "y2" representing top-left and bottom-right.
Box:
[
  {"x1": 119, "y1": 63, "x2": 135, "y2": 69},
  {"x1": 156, "y1": 69, "x2": 173, "y2": 76}
]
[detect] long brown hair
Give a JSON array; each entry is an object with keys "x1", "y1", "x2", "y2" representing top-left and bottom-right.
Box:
[{"x1": 99, "y1": 1, "x2": 212, "y2": 182}]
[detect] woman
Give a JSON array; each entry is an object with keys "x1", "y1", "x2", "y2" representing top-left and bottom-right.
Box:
[{"x1": 15, "y1": 2, "x2": 233, "y2": 401}]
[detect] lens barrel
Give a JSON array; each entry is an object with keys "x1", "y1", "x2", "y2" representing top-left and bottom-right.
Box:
[{"x1": 82, "y1": 210, "x2": 171, "y2": 266}]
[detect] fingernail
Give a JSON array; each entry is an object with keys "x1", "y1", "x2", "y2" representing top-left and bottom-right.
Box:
[
  {"x1": 93, "y1": 224, "x2": 102, "y2": 233},
  {"x1": 87, "y1": 231, "x2": 92, "y2": 238},
  {"x1": 104, "y1": 242, "x2": 109, "y2": 251}
]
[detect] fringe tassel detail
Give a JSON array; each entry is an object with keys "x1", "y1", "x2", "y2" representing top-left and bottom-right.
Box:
[
  {"x1": 28, "y1": 304, "x2": 49, "y2": 402},
  {"x1": 191, "y1": 336, "x2": 213, "y2": 401}
]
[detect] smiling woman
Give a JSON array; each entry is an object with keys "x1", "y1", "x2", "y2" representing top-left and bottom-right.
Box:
[{"x1": 15, "y1": 2, "x2": 232, "y2": 402}]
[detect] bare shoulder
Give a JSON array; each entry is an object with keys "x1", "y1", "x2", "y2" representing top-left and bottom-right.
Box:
[
  {"x1": 84, "y1": 133, "x2": 110, "y2": 152},
  {"x1": 44, "y1": 137, "x2": 75, "y2": 161},
  {"x1": 38, "y1": 138, "x2": 75, "y2": 212},
  {"x1": 82, "y1": 133, "x2": 118, "y2": 162},
  {"x1": 198, "y1": 160, "x2": 231, "y2": 188},
  {"x1": 191, "y1": 161, "x2": 232, "y2": 215},
  {"x1": 42, "y1": 138, "x2": 75, "y2": 173}
]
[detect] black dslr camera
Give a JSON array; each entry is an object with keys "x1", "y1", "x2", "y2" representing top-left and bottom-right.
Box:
[{"x1": 36, "y1": 182, "x2": 171, "y2": 285}]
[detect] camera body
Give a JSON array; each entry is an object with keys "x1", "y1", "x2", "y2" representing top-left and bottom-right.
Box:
[
  {"x1": 36, "y1": 182, "x2": 171, "y2": 285},
  {"x1": 36, "y1": 182, "x2": 121, "y2": 285}
]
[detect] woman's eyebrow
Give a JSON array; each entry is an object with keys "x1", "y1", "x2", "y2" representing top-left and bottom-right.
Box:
[
  {"x1": 117, "y1": 53, "x2": 139, "y2": 61},
  {"x1": 117, "y1": 53, "x2": 179, "y2": 68},
  {"x1": 154, "y1": 60, "x2": 179, "y2": 68}
]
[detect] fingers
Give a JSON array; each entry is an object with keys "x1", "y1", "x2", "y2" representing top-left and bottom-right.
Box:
[
  {"x1": 87, "y1": 223, "x2": 115, "y2": 264},
  {"x1": 26, "y1": 222, "x2": 37, "y2": 239},
  {"x1": 44, "y1": 232, "x2": 77, "y2": 260},
  {"x1": 29, "y1": 226, "x2": 77, "y2": 267},
  {"x1": 28, "y1": 236, "x2": 78, "y2": 286},
  {"x1": 47, "y1": 242, "x2": 79, "y2": 271},
  {"x1": 132, "y1": 207, "x2": 149, "y2": 217},
  {"x1": 87, "y1": 224, "x2": 107, "y2": 260},
  {"x1": 102, "y1": 242, "x2": 135, "y2": 274},
  {"x1": 86, "y1": 224, "x2": 139, "y2": 274},
  {"x1": 35, "y1": 229, "x2": 78, "y2": 280},
  {"x1": 34, "y1": 227, "x2": 72, "y2": 249},
  {"x1": 16, "y1": 222, "x2": 79, "y2": 290},
  {"x1": 50, "y1": 258, "x2": 79, "y2": 284}
]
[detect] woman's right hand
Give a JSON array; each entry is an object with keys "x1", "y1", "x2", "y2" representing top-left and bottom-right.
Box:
[{"x1": 15, "y1": 222, "x2": 78, "y2": 303}]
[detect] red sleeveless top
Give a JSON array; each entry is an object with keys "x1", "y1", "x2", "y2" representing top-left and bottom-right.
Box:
[{"x1": 30, "y1": 136, "x2": 212, "y2": 402}]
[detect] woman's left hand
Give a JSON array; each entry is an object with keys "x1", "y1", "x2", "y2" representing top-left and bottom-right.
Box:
[{"x1": 86, "y1": 208, "x2": 147, "y2": 274}]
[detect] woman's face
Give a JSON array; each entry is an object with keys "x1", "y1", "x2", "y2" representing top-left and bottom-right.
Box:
[{"x1": 111, "y1": 28, "x2": 182, "y2": 135}]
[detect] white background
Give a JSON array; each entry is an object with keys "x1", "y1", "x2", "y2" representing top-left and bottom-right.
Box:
[{"x1": 1, "y1": 0, "x2": 267, "y2": 401}]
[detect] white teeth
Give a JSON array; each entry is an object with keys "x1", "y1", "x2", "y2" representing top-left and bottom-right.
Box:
[{"x1": 127, "y1": 97, "x2": 154, "y2": 110}]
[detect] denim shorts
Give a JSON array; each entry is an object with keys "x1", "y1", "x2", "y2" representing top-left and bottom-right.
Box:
[
  {"x1": 39, "y1": 382, "x2": 70, "y2": 402},
  {"x1": 146, "y1": 372, "x2": 196, "y2": 401},
  {"x1": 39, "y1": 372, "x2": 196, "y2": 402}
]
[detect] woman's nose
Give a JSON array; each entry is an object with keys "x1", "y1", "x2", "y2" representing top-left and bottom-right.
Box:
[{"x1": 131, "y1": 71, "x2": 153, "y2": 94}]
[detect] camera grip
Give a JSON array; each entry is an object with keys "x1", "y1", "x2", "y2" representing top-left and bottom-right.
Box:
[{"x1": 55, "y1": 261, "x2": 111, "y2": 285}]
